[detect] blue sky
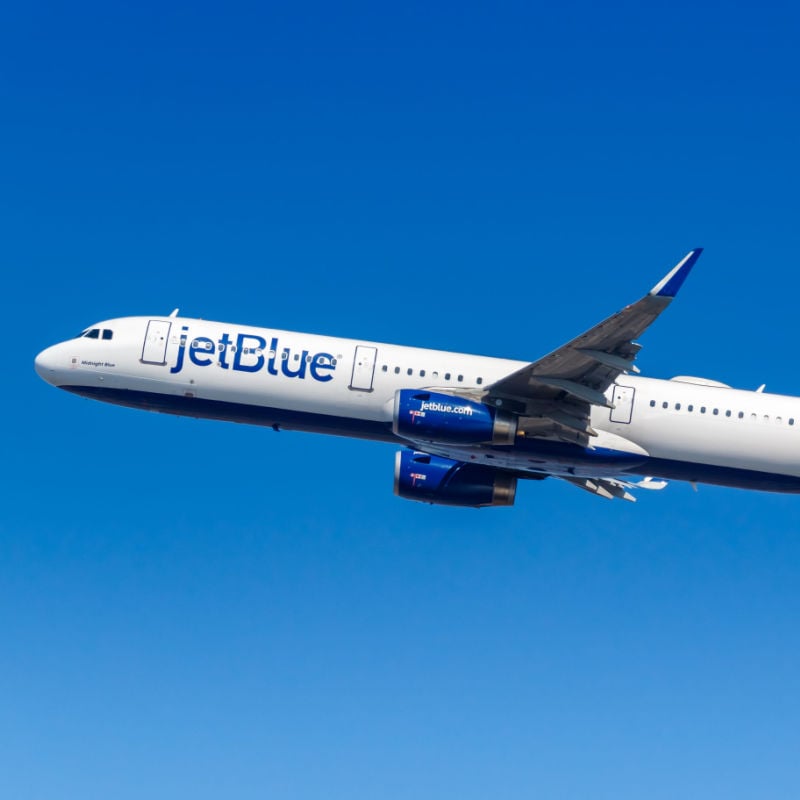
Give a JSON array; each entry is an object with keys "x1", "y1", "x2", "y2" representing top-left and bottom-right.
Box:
[{"x1": 4, "y1": 1, "x2": 800, "y2": 797}]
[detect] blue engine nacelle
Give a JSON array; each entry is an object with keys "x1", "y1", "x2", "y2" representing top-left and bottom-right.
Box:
[
  {"x1": 394, "y1": 450, "x2": 517, "y2": 507},
  {"x1": 393, "y1": 390, "x2": 517, "y2": 445}
]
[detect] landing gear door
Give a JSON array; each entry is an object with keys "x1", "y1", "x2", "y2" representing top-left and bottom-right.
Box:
[
  {"x1": 610, "y1": 384, "x2": 635, "y2": 424},
  {"x1": 141, "y1": 320, "x2": 172, "y2": 365},
  {"x1": 349, "y1": 345, "x2": 377, "y2": 392}
]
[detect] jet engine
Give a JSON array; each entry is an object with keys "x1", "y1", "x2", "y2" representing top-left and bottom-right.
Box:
[
  {"x1": 394, "y1": 450, "x2": 517, "y2": 507},
  {"x1": 393, "y1": 390, "x2": 517, "y2": 445}
]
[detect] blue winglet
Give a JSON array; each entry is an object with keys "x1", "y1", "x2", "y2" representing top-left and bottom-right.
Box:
[{"x1": 650, "y1": 248, "x2": 703, "y2": 298}]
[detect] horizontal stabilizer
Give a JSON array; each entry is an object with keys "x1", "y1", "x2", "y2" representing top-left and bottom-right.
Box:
[{"x1": 633, "y1": 477, "x2": 669, "y2": 490}]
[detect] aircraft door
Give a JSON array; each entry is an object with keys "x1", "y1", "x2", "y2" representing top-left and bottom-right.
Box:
[
  {"x1": 610, "y1": 385, "x2": 635, "y2": 424},
  {"x1": 349, "y1": 345, "x2": 378, "y2": 392},
  {"x1": 141, "y1": 320, "x2": 172, "y2": 365}
]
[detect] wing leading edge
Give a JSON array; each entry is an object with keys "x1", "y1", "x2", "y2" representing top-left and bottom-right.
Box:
[{"x1": 484, "y1": 249, "x2": 703, "y2": 445}]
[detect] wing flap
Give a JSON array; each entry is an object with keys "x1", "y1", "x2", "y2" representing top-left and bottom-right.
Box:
[{"x1": 561, "y1": 476, "x2": 637, "y2": 502}]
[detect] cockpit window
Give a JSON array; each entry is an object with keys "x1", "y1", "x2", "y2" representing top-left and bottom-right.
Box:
[{"x1": 75, "y1": 328, "x2": 110, "y2": 339}]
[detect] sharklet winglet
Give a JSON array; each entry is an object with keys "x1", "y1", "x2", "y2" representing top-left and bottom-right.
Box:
[{"x1": 649, "y1": 248, "x2": 703, "y2": 299}]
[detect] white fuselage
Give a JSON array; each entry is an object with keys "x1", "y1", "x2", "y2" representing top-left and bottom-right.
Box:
[{"x1": 35, "y1": 314, "x2": 800, "y2": 493}]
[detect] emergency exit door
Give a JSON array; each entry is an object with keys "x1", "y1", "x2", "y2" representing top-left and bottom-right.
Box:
[
  {"x1": 609, "y1": 384, "x2": 635, "y2": 424},
  {"x1": 349, "y1": 346, "x2": 378, "y2": 391},
  {"x1": 141, "y1": 320, "x2": 172, "y2": 365}
]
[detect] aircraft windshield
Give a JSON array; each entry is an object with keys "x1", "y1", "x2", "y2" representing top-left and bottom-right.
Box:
[{"x1": 74, "y1": 328, "x2": 113, "y2": 340}]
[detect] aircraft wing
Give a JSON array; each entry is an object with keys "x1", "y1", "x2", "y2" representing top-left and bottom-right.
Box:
[{"x1": 484, "y1": 249, "x2": 703, "y2": 445}]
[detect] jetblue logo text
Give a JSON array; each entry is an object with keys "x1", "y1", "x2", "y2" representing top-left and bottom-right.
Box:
[
  {"x1": 170, "y1": 327, "x2": 336, "y2": 383},
  {"x1": 419, "y1": 400, "x2": 474, "y2": 415}
]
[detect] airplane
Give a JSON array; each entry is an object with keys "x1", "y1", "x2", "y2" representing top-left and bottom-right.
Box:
[{"x1": 34, "y1": 248, "x2": 800, "y2": 506}]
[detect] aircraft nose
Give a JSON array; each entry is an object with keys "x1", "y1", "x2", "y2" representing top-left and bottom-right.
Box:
[{"x1": 34, "y1": 345, "x2": 61, "y2": 384}]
